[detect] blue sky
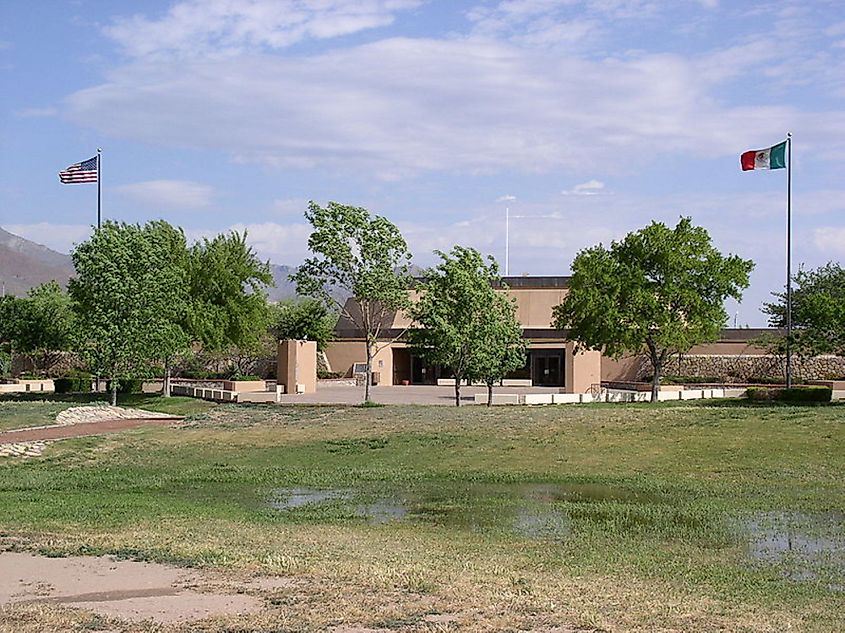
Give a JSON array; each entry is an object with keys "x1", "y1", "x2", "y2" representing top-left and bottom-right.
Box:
[{"x1": 2, "y1": 0, "x2": 844, "y2": 325}]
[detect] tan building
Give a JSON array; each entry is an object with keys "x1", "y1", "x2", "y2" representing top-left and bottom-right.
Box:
[{"x1": 325, "y1": 276, "x2": 776, "y2": 393}]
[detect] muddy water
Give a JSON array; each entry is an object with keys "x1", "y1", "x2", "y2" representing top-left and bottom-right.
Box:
[
  {"x1": 269, "y1": 482, "x2": 652, "y2": 538},
  {"x1": 743, "y1": 511, "x2": 845, "y2": 587},
  {"x1": 269, "y1": 484, "x2": 845, "y2": 587}
]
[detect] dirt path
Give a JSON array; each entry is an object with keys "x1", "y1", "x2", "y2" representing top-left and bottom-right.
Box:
[
  {"x1": 0, "y1": 552, "x2": 261, "y2": 625},
  {"x1": 0, "y1": 417, "x2": 182, "y2": 444}
]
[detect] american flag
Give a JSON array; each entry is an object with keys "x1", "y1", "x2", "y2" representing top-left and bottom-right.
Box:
[{"x1": 58, "y1": 156, "x2": 98, "y2": 183}]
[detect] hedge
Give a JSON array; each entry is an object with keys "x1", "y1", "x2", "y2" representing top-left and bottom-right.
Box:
[
  {"x1": 746, "y1": 385, "x2": 832, "y2": 403},
  {"x1": 105, "y1": 379, "x2": 144, "y2": 395},
  {"x1": 54, "y1": 372, "x2": 92, "y2": 394}
]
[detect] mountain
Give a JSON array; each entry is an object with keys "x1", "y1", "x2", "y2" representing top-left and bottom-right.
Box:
[
  {"x1": 0, "y1": 227, "x2": 74, "y2": 296},
  {"x1": 267, "y1": 264, "x2": 300, "y2": 302}
]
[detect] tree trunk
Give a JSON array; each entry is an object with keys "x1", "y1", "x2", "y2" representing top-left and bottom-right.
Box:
[
  {"x1": 364, "y1": 341, "x2": 373, "y2": 403},
  {"x1": 163, "y1": 358, "x2": 172, "y2": 398},
  {"x1": 486, "y1": 380, "x2": 493, "y2": 407},
  {"x1": 651, "y1": 363, "x2": 660, "y2": 403},
  {"x1": 454, "y1": 375, "x2": 461, "y2": 407},
  {"x1": 111, "y1": 377, "x2": 118, "y2": 406},
  {"x1": 647, "y1": 342, "x2": 662, "y2": 403}
]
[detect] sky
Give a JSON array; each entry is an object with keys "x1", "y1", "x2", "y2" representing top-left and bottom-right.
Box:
[{"x1": 2, "y1": 0, "x2": 844, "y2": 326}]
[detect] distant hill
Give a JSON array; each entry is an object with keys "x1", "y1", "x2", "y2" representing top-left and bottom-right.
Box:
[
  {"x1": 267, "y1": 263, "x2": 300, "y2": 302},
  {"x1": 0, "y1": 227, "x2": 74, "y2": 296}
]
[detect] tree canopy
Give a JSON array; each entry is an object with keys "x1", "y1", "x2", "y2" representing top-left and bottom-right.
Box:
[
  {"x1": 70, "y1": 221, "x2": 189, "y2": 404},
  {"x1": 763, "y1": 262, "x2": 845, "y2": 357},
  {"x1": 409, "y1": 246, "x2": 524, "y2": 406},
  {"x1": 553, "y1": 217, "x2": 754, "y2": 401},
  {"x1": 269, "y1": 298, "x2": 336, "y2": 352},
  {"x1": 9, "y1": 282, "x2": 76, "y2": 376},
  {"x1": 293, "y1": 201, "x2": 412, "y2": 402},
  {"x1": 187, "y1": 230, "x2": 273, "y2": 358}
]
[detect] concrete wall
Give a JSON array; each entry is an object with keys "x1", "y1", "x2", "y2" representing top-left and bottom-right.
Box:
[
  {"x1": 508, "y1": 287, "x2": 569, "y2": 329},
  {"x1": 277, "y1": 340, "x2": 317, "y2": 394},
  {"x1": 322, "y1": 340, "x2": 395, "y2": 385},
  {"x1": 566, "y1": 344, "x2": 602, "y2": 393}
]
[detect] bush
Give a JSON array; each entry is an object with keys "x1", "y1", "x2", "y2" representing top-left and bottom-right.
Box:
[
  {"x1": 106, "y1": 378, "x2": 144, "y2": 395},
  {"x1": 660, "y1": 375, "x2": 723, "y2": 385},
  {"x1": 230, "y1": 374, "x2": 261, "y2": 382},
  {"x1": 318, "y1": 370, "x2": 344, "y2": 379},
  {"x1": 746, "y1": 386, "x2": 832, "y2": 403},
  {"x1": 54, "y1": 371, "x2": 92, "y2": 393},
  {"x1": 746, "y1": 376, "x2": 786, "y2": 385},
  {"x1": 180, "y1": 369, "x2": 228, "y2": 380}
]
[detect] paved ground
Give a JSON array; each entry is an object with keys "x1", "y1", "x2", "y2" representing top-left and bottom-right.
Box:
[
  {"x1": 277, "y1": 384, "x2": 562, "y2": 405},
  {"x1": 0, "y1": 417, "x2": 182, "y2": 444}
]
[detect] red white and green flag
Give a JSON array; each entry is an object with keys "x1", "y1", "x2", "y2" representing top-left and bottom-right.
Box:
[{"x1": 741, "y1": 141, "x2": 787, "y2": 171}]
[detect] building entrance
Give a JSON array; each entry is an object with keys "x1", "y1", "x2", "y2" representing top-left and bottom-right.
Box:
[{"x1": 531, "y1": 350, "x2": 564, "y2": 387}]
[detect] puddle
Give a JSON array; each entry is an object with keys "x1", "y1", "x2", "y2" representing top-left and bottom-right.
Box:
[
  {"x1": 513, "y1": 507, "x2": 572, "y2": 540},
  {"x1": 355, "y1": 500, "x2": 408, "y2": 525},
  {"x1": 269, "y1": 487, "x2": 352, "y2": 510},
  {"x1": 269, "y1": 482, "x2": 658, "y2": 539},
  {"x1": 743, "y1": 511, "x2": 845, "y2": 587},
  {"x1": 522, "y1": 482, "x2": 656, "y2": 504}
]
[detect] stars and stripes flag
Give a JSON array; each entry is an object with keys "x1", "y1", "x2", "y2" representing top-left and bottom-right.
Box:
[{"x1": 58, "y1": 156, "x2": 98, "y2": 183}]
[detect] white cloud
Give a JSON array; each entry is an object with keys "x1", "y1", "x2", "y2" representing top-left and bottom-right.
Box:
[
  {"x1": 562, "y1": 179, "x2": 605, "y2": 195},
  {"x1": 227, "y1": 221, "x2": 313, "y2": 263},
  {"x1": 114, "y1": 180, "x2": 215, "y2": 210},
  {"x1": 65, "y1": 37, "x2": 845, "y2": 178},
  {"x1": 272, "y1": 198, "x2": 308, "y2": 217},
  {"x1": 105, "y1": 0, "x2": 422, "y2": 59},
  {"x1": 813, "y1": 226, "x2": 845, "y2": 257}
]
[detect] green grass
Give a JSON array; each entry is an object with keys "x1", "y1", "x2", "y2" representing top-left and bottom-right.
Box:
[
  {"x1": 0, "y1": 401, "x2": 843, "y2": 631},
  {"x1": 0, "y1": 393, "x2": 215, "y2": 429}
]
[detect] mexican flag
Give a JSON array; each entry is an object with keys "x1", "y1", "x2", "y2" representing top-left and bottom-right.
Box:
[{"x1": 741, "y1": 141, "x2": 787, "y2": 171}]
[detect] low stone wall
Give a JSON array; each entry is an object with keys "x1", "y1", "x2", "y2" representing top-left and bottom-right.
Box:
[{"x1": 634, "y1": 354, "x2": 845, "y2": 382}]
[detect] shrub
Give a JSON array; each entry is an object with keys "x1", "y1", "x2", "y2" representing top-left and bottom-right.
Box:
[
  {"x1": 317, "y1": 370, "x2": 344, "y2": 379},
  {"x1": 660, "y1": 375, "x2": 723, "y2": 385},
  {"x1": 106, "y1": 379, "x2": 144, "y2": 395},
  {"x1": 54, "y1": 371, "x2": 92, "y2": 393},
  {"x1": 746, "y1": 376, "x2": 786, "y2": 385},
  {"x1": 230, "y1": 374, "x2": 261, "y2": 382},
  {"x1": 746, "y1": 386, "x2": 832, "y2": 403}
]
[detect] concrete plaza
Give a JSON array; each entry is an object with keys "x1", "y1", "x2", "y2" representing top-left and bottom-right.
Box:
[{"x1": 276, "y1": 383, "x2": 563, "y2": 406}]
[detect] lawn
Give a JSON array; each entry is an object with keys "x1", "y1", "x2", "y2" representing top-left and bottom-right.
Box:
[
  {"x1": 0, "y1": 400, "x2": 843, "y2": 632},
  {"x1": 0, "y1": 393, "x2": 215, "y2": 432}
]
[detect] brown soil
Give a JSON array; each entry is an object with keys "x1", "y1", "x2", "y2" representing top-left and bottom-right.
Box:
[
  {"x1": 0, "y1": 552, "x2": 261, "y2": 625},
  {"x1": 0, "y1": 417, "x2": 181, "y2": 444}
]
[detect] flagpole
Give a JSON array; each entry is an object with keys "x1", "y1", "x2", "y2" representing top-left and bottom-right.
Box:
[
  {"x1": 785, "y1": 132, "x2": 793, "y2": 388},
  {"x1": 505, "y1": 206, "x2": 509, "y2": 276},
  {"x1": 97, "y1": 148, "x2": 102, "y2": 229}
]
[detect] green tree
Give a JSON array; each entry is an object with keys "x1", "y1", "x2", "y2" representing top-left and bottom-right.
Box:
[
  {"x1": 763, "y1": 262, "x2": 845, "y2": 358},
  {"x1": 293, "y1": 201, "x2": 412, "y2": 403},
  {"x1": 21, "y1": 282, "x2": 76, "y2": 376},
  {"x1": 467, "y1": 291, "x2": 526, "y2": 407},
  {"x1": 269, "y1": 298, "x2": 337, "y2": 352},
  {"x1": 70, "y1": 221, "x2": 188, "y2": 405},
  {"x1": 187, "y1": 231, "x2": 273, "y2": 375},
  {"x1": 3, "y1": 282, "x2": 76, "y2": 376},
  {"x1": 146, "y1": 222, "x2": 192, "y2": 396},
  {"x1": 409, "y1": 246, "x2": 521, "y2": 406},
  {"x1": 553, "y1": 218, "x2": 754, "y2": 401},
  {"x1": 0, "y1": 296, "x2": 20, "y2": 377}
]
